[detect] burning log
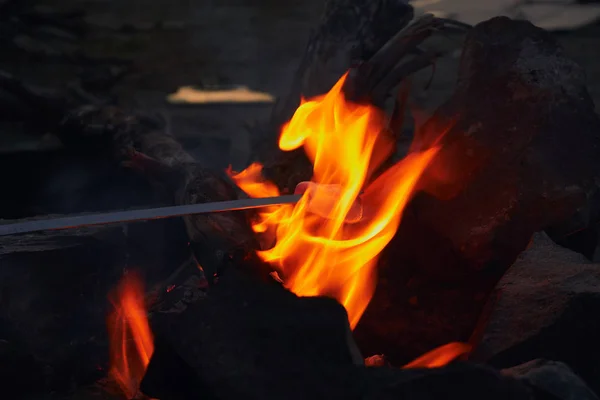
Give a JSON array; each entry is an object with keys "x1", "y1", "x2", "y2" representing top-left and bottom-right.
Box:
[{"x1": 353, "y1": 16, "x2": 600, "y2": 363}]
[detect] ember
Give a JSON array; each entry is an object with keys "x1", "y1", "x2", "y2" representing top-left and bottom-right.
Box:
[
  {"x1": 231, "y1": 73, "x2": 439, "y2": 328},
  {"x1": 107, "y1": 271, "x2": 154, "y2": 399}
]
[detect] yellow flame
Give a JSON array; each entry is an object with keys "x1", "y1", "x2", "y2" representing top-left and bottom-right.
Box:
[{"x1": 230, "y1": 73, "x2": 439, "y2": 329}]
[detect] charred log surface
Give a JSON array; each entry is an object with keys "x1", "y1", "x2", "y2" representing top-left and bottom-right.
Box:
[
  {"x1": 470, "y1": 232, "x2": 600, "y2": 394},
  {"x1": 58, "y1": 105, "x2": 259, "y2": 282},
  {"x1": 354, "y1": 16, "x2": 600, "y2": 365}
]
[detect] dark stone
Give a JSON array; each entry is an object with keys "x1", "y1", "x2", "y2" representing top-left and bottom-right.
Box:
[
  {"x1": 471, "y1": 232, "x2": 600, "y2": 394},
  {"x1": 503, "y1": 359, "x2": 599, "y2": 400},
  {"x1": 397, "y1": 16, "x2": 600, "y2": 280},
  {"x1": 355, "y1": 16, "x2": 600, "y2": 367}
]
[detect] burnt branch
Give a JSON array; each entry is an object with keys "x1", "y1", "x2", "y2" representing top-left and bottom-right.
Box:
[{"x1": 57, "y1": 105, "x2": 259, "y2": 284}]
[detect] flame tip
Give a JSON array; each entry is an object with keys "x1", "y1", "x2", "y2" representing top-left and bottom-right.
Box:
[{"x1": 230, "y1": 72, "x2": 441, "y2": 330}]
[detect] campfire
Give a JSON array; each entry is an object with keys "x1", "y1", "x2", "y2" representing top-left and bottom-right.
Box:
[
  {"x1": 2, "y1": 1, "x2": 600, "y2": 400},
  {"x1": 104, "y1": 70, "x2": 469, "y2": 398}
]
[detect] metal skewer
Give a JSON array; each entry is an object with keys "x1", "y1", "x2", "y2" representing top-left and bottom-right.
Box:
[{"x1": 0, "y1": 195, "x2": 302, "y2": 237}]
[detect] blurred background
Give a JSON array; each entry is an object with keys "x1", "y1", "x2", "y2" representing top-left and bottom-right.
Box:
[{"x1": 0, "y1": 0, "x2": 599, "y2": 170}]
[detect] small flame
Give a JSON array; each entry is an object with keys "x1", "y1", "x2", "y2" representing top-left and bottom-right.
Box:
[
  {"x1": 402, "y1": 342, "x2": 472, "y2": 369},
  {"x1": 230, "y1": 73, "x2": 439, "y2": 329},
  {"x1": 107, "y1": 272, "x2": 154, "y2": 399}
]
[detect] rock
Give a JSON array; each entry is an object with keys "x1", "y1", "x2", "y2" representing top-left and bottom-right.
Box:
[
  {"x1": 471, "y1": 232, "x2": 600, "y2": 394},
  {"x1": 355, "y1": 16, "x2": 600, "y2": 367},
  {"x1": 395, "y1": 16, "x2": 600, "y2": 280},
  {"x1": 389, "y1": 15, "x2": 600, "y2": 279},
  {"x1": 503, "y1": 359, "x2": 599, "y2": 400}
]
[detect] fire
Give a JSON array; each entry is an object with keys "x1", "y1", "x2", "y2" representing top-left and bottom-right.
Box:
[
  {"x1": 107, "y1": 271, "x2": 154, "y2": 399},
  {"x1": 230, "y1": 72, "x2": 439, "y2": 328},
  {"x1": 402, "y1": 342, "x2": 472, "y2": 369}
]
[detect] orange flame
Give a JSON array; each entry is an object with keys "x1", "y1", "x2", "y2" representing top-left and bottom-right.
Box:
[
  {"x1": 402, "y1": 342, "x2": 472, "y2": 369},
  {"x1": 230, "y1": 73, "x2": 439, "y2": 329},
  {"x1": 107, "y1": 272, "x2": 154, "y2": 399}
]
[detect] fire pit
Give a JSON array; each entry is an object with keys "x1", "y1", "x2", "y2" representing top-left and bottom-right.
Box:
[{"x1": 1, "y1": 1, "x2": 600, "y2": 399}]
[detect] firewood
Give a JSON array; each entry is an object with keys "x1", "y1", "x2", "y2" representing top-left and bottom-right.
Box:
[{"x1": 57, "y1": 105, "x2": 259, "y2": 283}]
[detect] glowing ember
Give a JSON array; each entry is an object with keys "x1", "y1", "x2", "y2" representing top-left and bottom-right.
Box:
[
  {"x1": 107, "y1": 271, "x2": 154, "y2": 398},
  {"x1": 230, "y1": 72, "x2": 439, "y2": 329}
]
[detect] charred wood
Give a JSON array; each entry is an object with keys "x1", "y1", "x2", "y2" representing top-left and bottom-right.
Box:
[{"x1": 58, "y1": 105, "x2": 259, "y2": 282}]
